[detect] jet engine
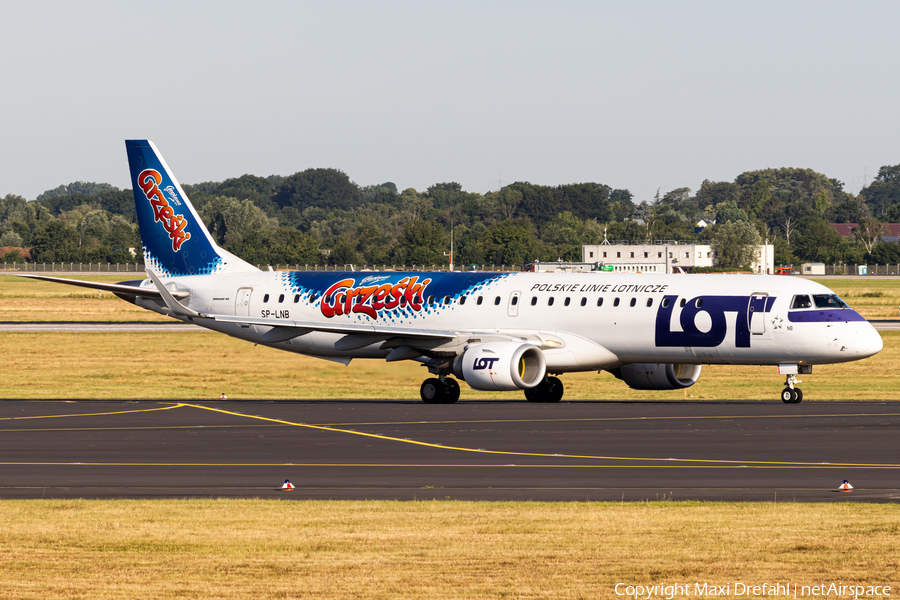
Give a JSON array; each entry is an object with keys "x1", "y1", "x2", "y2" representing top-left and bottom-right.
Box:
[
  {"x1": 608, "y1": 363, "x2": 702, "y2": 390},
  {"x1": 453, "y1": 342, "x2": 546, "y2": 391}
]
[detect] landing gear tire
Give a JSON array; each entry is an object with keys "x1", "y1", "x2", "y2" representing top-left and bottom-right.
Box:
[
  {"x1": 420, "y1": 378, "x2": 460, "y2": 404},
  {"x1": 421, "y1": 378, "x2": 445, "y2": 404},
  {"x1": 781, "y1": 388, "x2": 803, "y2": 404},
  {"x1": 525, "y1": 376, "x2": 564, "y2": 403},
  {"x1": 443, "y1": 378, "x2": 460, "y2": 404}
]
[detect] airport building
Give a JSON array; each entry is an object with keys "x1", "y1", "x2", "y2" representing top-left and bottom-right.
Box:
[{"x1": 581, "y1": 242, "x2": 774, "y2": 274}]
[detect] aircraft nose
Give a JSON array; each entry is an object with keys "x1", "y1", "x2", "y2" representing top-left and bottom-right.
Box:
[{"x1": 856, "y1": 324, "x2": 883, "y2": 359}]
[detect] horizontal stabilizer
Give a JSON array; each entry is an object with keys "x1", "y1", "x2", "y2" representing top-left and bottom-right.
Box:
[{"x1": 12, "y1": 273, "x2": 188, "y2": 300}]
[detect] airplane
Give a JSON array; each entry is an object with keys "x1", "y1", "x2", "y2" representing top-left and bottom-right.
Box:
[{"x1": 17, "y1": 140, "x2": 883, "y2": 404}]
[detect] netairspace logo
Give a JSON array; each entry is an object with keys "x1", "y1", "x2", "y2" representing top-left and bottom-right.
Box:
[{"x1": 614, "y1": 582, "x2": 892, "y2": 599}]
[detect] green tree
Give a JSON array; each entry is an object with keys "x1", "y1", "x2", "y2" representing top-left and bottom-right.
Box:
[
  {"x1": 272, "y1": 168, "x2": 360, "y2": 212},
  {"x1": 792, "y1": 217, "x2": 844, "y2": 262},
  {"x1": 478, "y1": 219, "x2": 539, "y2": 266},
  {"x1": 199, "y1": 196, "x2": 274, "y2": 247},
  {"x1": 713, "y1": 221, "x2": 762, "y2": 269},
  {"x1": 30, "y1": 220, "x2": 80, "y2": 262},
  {"x1": 393, "y1": 220, "x2": 446, "y2": 266}
]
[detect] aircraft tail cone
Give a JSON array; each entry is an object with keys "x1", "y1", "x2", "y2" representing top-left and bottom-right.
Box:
[
  {"x1": 281, "y1": 480, "x2": 295, "y2": 491},
  {"x1": 838, "y1": 480, "x2": 853, "y2": 492}
]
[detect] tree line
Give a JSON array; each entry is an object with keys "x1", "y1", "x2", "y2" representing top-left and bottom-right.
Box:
[{"x1": 3, "y1": 162, "x2": 900, "y2": 269}]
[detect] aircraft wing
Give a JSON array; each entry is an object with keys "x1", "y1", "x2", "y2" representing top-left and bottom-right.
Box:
[
  {"x1": 12, "y1": 273, "x2": 189, "y2": 300},
  {"x1": 212, "y1": 314, "x2": 457, "y2": 340}
]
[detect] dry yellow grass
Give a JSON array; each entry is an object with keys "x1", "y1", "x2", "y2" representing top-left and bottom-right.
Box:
[
  {"x1": 0, "y1": 274, "x2": 167, "y2": 321},
  {"x1": 0, "y1": 500, "x2": 896, "y2": 599},
  {"x1": 0, "y1": 330, "x2": 895, "y2": 400}
]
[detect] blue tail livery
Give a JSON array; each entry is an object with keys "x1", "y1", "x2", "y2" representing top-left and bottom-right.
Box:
[{"x1": 125, "y1": 140, "x2": 257, "y2": 277}]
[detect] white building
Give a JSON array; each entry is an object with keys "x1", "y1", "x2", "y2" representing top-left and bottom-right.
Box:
[{"x1": 582, "y1": 242, "x2": 774, "y2": 274}]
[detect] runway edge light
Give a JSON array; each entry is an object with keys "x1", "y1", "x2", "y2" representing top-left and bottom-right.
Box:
[
  {"x1": 838, "y1": 480, "x2": 853, "y2": 492},
  {"x1": 281, "y1": 479, "x2": 295, "y2": 491}
]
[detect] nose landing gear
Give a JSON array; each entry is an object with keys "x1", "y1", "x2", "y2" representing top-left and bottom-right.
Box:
[{"x1": 781, "y1": 373, "x2": 803, "y2": 404}]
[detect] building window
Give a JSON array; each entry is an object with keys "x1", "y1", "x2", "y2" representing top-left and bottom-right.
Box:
[
  {"x1": 668, "y1": 252, "x2": 673, "y2": 258},
  {"x1": 630, "y1": 252, "x2": 634, "y2": 258},
  {"x1": 685, "y1": 252, "x2": 689, "y2": 258},
  {"x1": 602, "y1": 252, "x2": 607, "y2": 258},
  {"x1": 589, "y1": 251, "x2": 594, "y2": 258},
  {"x1": 644, "y1": 252, "x2": 648, "y2": 258},
  {"x1": 616, "y1": 252, "x2": 621, "y2": 258},
  {"x1": 658, "y1": 252, "x2": 662, "y2": 258}
]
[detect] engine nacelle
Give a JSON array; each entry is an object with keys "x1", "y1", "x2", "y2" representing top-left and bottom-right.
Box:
[
  {"x1": 610, "y1": 363, "x2": 702, "y2": 390},
  {"x1": 454, "y1": 342, "x2": 546, "y2": 391}
]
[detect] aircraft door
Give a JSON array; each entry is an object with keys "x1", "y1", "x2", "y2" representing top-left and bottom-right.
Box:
[
  {"x1": 748, "y1": 293, "x2": 768, "y2": 336},
  {"x1": 508, "y1": 291, "x2": 521, "y2": 317},
  {"x1": 236, "y1": 288, "x2": 252, "y2": 316}
]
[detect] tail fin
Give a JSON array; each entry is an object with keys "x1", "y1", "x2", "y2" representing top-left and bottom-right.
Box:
[{"x1": 125, "y1": 140, "x2": 258, "y2": 277}]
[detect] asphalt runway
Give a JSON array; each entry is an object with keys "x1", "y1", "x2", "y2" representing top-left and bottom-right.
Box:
[{"x1": 1, "y1": 400, "x2": 898, "y2": 502}]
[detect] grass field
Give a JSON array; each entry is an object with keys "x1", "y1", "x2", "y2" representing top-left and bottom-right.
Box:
[
  {"x1": 0, "y1": 330, "x2": 895, "y2": 400},
  {"x1": 0, "y1": 500, "x2": 897, "y2": 599}
]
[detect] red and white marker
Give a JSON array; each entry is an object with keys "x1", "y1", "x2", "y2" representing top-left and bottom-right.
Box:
[
  {"x1": 281, "y1": 480, "x2": 295, "y2": 491},
  {"x1": 838, "y1": 480, "x2": 853, "y2": 492}
]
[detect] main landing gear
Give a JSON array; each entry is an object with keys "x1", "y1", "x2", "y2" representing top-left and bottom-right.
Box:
[
  {"x1": 781, "y1": 373, "x2": 803, "y2": 404},
  {"x1": 524, "y1": 376, "x2": 564, "y2": 403},
  {"x1": 420, "y1": 377, "x2": 460, "y2": 404}
]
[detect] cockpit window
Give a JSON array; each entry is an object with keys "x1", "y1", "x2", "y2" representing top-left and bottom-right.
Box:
[
  {"x1": 813, "y1": 294, "x2": 850, "y2": 309},
  {"x1": 791, "y1": 295, "x2": 812, "y2": 309}
]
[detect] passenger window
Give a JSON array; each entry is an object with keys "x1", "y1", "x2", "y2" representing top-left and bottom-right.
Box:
[
  {"x1": 548, "y1": 297, "x2": 555, "y2": 306},
  {"x1": 263, "y1": 294, "x2": 270, "y2": 303},
  {"x1": 444, "y1": 296, "x2": 451, "y2": 305},
  {"x1": 531, "y1": 297, "x2": 538, "y2": 306},
  {"x1": 400, "y1": 296, "x2": 407, "y2": 306},
  {"x1": 511, "y1": 296, "x2": 519, "y2": 306},
  {"x1": 278, "y1": 294, "x2": 285, "y2": 303},
  {"x1": 477, "y1": 296, "x2": 483, "y2": 305},
  {"x1": 695, "y1": 298, "x2": 703, "y2": 308},
  {"x1": 494, "y1": 296, "x2": 501, "y2": 305},
  {"x1": 646, "y1": 298, "x2": 653, "y2": 307},
  {"x1": 564, "y1": 297, "x2": 571, "y2": 306},
  {"x1": 293, "y1": 294, "x2": 300, "y2": 303},
  {"x1": 613, "y1": 298, "x2": 620, "y2": 307},
  {"x1": 460, "y1": 296, "x2": 467, "y2": 305},
  {"x1": 679, "y1": 298, "x2": 686, "y2": 307},
  {"x1": 791, "y1": 295, "x2": 812, "y2": 309},
  {"x1": 662, "y1": 298, "x2": 670, "y2": 308},
  {"x1": 597, "y1": 297, "x2": 603, "y2": 307},
  {"x1": 630, "y1": 298, "x2": 636, "y2": 307},
  {"x1": 309, "y1": 293, "x2": 318, "y2": 302},
  {"x1": 580, "y1": 297, "x2": 587, "y2": 307},
  {"x1": 427, "y1": 295, "x2": 434, "y2": 305}
]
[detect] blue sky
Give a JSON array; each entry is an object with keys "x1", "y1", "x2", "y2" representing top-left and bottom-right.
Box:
[{"x1": 1, "y1": 1, "x2": 897, "y2": 203}]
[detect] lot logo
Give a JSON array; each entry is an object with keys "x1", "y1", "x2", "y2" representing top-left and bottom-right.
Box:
[
  {"x1": 655, "y1": 294, "x2": 774, "y2": 348},
  {"x1": 472, "y1": 357, "x2": 499, "y2": 371},
  {"x1": 137, "y1": 169, "x2": 191, "y2": 252},
  {"x1": 320, "y1": 276, "x2": 432, "y2": 320}
]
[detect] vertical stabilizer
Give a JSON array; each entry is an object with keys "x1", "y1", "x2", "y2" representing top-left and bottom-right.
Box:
[{"x1": 125, "y1": 140, "x2": 258, "y2": 277}]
